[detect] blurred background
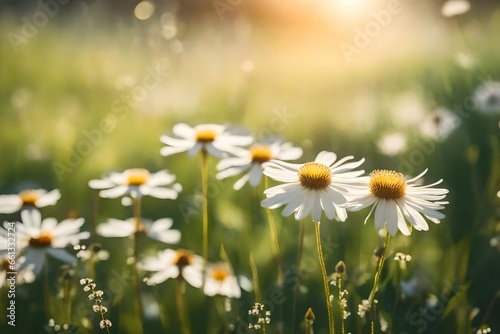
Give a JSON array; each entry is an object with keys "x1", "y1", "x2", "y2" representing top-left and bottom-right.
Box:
[{"x1": 0, "y1": 0, "x2": 499, "y2": 333}]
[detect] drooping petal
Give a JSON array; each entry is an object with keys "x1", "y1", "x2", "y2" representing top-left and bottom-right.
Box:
[
  {"x1": 36, "y1": 189, "x2": 61, "y2": 207},
  {"x1": 99, "y1": 185, "x2": 129, "y2": 198},
  {"x1": 0, "y1": 195, "x2": 22, "y2": 213},
  {"x1": 314, "y1": 151, "x2": 337, "y2": 166}
]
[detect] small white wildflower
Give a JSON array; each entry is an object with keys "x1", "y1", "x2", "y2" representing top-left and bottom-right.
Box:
[
  {"x1": 100, "y1": 319, "x2": 112, "y2": 329},
  {"x1": 92, "y1": 305, "x2": 100, "y2": 312}
]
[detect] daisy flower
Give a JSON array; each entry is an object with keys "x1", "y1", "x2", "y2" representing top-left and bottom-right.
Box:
[
  {"x1": 441, "y1": 0, "x2": 470, "y2": 17},
  {"x1": 376, "y1": 132, "x2": 407, "y2": 157},
  {"x1": 0, "y1": 188, "x2": 61, "y2": 214},
  {"x1": 216, "y1": 141, "x2": 303, "y2": 190},
  {"x1": 348, "y1": 169, "x2": 448, "y2": 236},
  {"x1": 473, "y1": 81, "x2": 500, "y2": 114},
  {"x1": 420, "y1": 108, "x2": 461, "y2": 142},
  {"x1": 261, "y1": 151, "x2": 365, "y2": 222},
  {"x1": 2, "y1": 210, "x2": 90, "y2": 275},
  {"x1": 88, "y1": 168, "x2": 182, "y2": 199},
  {"x1": 0, "y1": 255, "x2": 36, "y2": 286},
  {"x1": 204, "y1": 262, "x2": 241, "y2": 298},
  {"x1": 160, "y1": 123, "x2": 253, "y2": 158},
  {"x1": 97, "y1": 217, "x2": 181, "y2": 244},
  {"x1": 139, "y1": 249, "x2": 203, "y2": 288}
]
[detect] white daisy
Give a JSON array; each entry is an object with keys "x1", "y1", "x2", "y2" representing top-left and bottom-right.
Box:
[
  {"x1": 376, "y1": 132, "x2": 407, "y2": 157},
  {"x1": 160, "y1": 123, "x2": 253, "y2": 158},
  {"x1": 216, "y1": 141, "x2": 303, "y2": 190},
  {"x1": 348, "y1": 169, "x2": 448, "y2": 236},
  {"x1": 441, "y1": 0, "x2": 470, "y2": 17},
  {"x1": 0, "y1": 255, "x2": 36, "y2": 286},
  {"x1": 97, "y1": 217, "x2": 181, "y2": 244},
  {"x1": 473, "y1": 81, "x2": 500, "y2": 114},
  {"x1": 261, "y1": 151, "x2": 365, "y2": 222},
  {"x1": 0, "y1": 188, "x2": 61, "y2": 214},
  {"x1": 420, "y1": 108, "x2": 461, "y2": 142},
  {"x1": 139, "y1": 249, "x2": 203, "y2": 288},
  {"x1": 204, "y1": 262, "x2": 241, "y2": 298},
  {"x1": 88, "y1": 168, "x2": 182, "y2": 199},
  {"x1": 1, "y1": 210, "x2": 90, "y2": 275}
]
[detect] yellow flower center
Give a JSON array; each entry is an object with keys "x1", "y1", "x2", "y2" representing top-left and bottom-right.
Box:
[
  {"x1": 125, "y1": 169, "x2": 150, "y2": 186},
  {"x1": 211, "y1": 267, "x2": 230, "y2": 282},
  {"x1": 195, "y1": 129, "x2": 217, "y2": 143},
  {"x1": 298, "y1": 162, "x2": 332, "y2": 190},
  {"x1": 1, "y1": 257, "x2": 9, "y2": 271},
  {"x1": 29, "y1": 231, "x2": 53, "y2": 248},
  {"x1": 19, "y1": 190, "x2": 39, "y2": 205},
  {"x1": 173, "y1": 249, "x2": 194, "y2": 269},
  {"x1": 369, "y1": 170, "x2": 407, "y2": 200},
  {"x1": 250, "y1": 145, "x2": 273, "y2": 164}
]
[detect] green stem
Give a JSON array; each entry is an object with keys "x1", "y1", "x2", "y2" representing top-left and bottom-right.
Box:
[
  {"x1": 176, "y1": 279, "x2": 190, "y2": 334},
  {"x1": 292, "y1": 219, "x2": 306, "y2": 334},
  {"x1": 314, "y1": 221, "x2": 334, "y2": 334},
  {"x1": 264, "y1": 176, "x2": 284, "y2": 287},
  {"x1": 337, "y1": 276, "x2": 345, "y2": 334},
  {"x1": 249, "y1": 253, "x2": 261, "y2": 303},
  {"x1": 368, "y1": 233, "x2": 390, "y2": 334},
  {"x1": 133, "y1": 197, "x2": 145, "y2": 333},
  {"x1": 42, "y1": 264, "x2": 51, "y2": 320},
  {"x1": 201, "y1": 151, "x2": 209, "y2": 265}
]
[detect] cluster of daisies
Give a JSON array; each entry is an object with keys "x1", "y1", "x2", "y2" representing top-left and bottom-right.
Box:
[{"x1": 0, "y1": 122, "x2": 449, "y2": 325}]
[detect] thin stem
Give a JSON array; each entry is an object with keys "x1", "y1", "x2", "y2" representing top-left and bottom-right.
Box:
[
  {"x1": 292, "y1": 219, "x2": 306, "y2": 333},
  {"x1": 201, "y1": 150, "x2": 209, "y2": 264},
  {"x1": 249, "y1": 253, "x2": 262, "y2": 303},
  {"x1": 133, "y1": 197, "x2": 145, "y2": 333},
  {"x1": 368, "y1": 233, "x2": 391, "y2": 334},
  {"x1": 42, "y1": 264, "x2": 51, "y2": 320},
  {"x1": 337, "y1": 276, "x2": 345, "y2": 334},
  {"x1": 176, "y1": 279, "x2": 190, "y2": 334},
  {"x1": 314, "y1": 221, "x2": 335, "y2": 334},
  {"x1": 264, "y1": 176, "x2": 284, "y2": 287}
]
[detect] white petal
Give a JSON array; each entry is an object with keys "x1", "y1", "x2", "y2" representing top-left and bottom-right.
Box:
[
  {"x1": 148, "y1": 170, "x2": 176, "y2": 187},
  {"x1": 276, "y1": 147, "x2": 303, "y2": 160},
  {"x1": 149, "y1": 218, "x2": 174, "y2": 232},
  {"x1": 52, "y1": 218, "x2": 85, "y2": 237},
  {"x1": 41, "y1": 218, "x2": 58, "y2": 231},
  {"x1": 263, "y1": 168, "x2": 299, "y2": 183},
  {"x1": 374, "y1": 201, "x2": 387, "y2": 231},
  {"x1": 99, "y1": 186, "x2": 129, "y2": 198},
  {"x1": 0, "y1": 195, "x2": 22, "y2": 213},
  {"x1": 172, "y1": 123, "x2": 195, "y2": 138},
  {"x1": 142, "y1": 186, "x2": 179, "y2": 199},
  {"x1": 183, "y1": 265, "x2": 203, "y2": 288},
  {"x1": 396, "y1": 204, "x2": 411, "y2": 235},
  {"x1": 147, "y1": 266, "x2": 179, "y2": 285},
  {"x1": 310, "y1": 192, "x2": 323, "y2": 222},
  {"x1": 405, "y1": 169, "x2": 428, "y2": 184},
  {"x1": 204, "y1": 279, "x2": 220, "y2": 296},
  {"x1": 281, "y1": 188, "x2": 307, "y2": 217},
  {"x1": 385, "y1": 201, "x2": 399, "y2": 236},
  {"x1": 233, "y1": 174, "x2": 250, "y2": 191},
  {"x1": 97, "y1": 220, "x2": 135, "y2": 237},
  {"x1": 295, "y1": 192, "x2": 315, "y2": 221},
  {"x1": 187, "y1": 142, "x2": 203, "y2": 156},
  {"x1": 248, "y1": 164, "x2": 264, "y2": 187},
  {"x1": 160, "y1": 144, "x2": 192, "y2": 157},
  {"x1": 36, "y1": 189, "x2": 61, "y2": 207},
  {"x1": 216, "y1": 157, "x2": 250, "y2": 170},
  {"x1": 88, "y1": 179, "x2": 115, "y2": 189},
  {"x1": 46, "y1": 248, "x2": 78, "y2": 264},
  {"x1": 314, "y1": 151, "x2": 337, "y2": 166},
  {"x1": 150, "y1": 230, "x2": 181, "y2": 244},
  {"x1": 21, "y1": 209, "x2": 42, "y2": 229}
]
